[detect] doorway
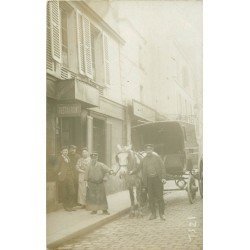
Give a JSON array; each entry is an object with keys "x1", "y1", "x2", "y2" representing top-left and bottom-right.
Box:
[
  {"x1": 59, "y1": 117, "x2": 86, "y2": 151},
  {"x1": 93, "y1": 118, "x2": 106, "y2": 163}
]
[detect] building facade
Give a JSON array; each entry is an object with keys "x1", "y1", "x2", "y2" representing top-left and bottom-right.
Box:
[
  {"x1": 46, "y1": 0, "x2": 127, "y2": 211},
  {"x1": 146, "y1": 40, "x2": 197, "y2": 125}
]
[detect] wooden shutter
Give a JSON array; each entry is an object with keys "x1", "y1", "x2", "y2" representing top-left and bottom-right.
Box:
[
  {"x1": 103, "y1": 34, "x2": 110, "y2": 84},
  {"x1": 76, "y1": 11, "x2": 85, "y2": 75},
  {"x1": 46, "y1": 3, "x2": 53, "y2": 71},
  {"x1": 83, "y1": 16, "x2": 93, "y2": 78},
  {"x1": 49, "y1": 0, "x2": 62, "y2": 63}
]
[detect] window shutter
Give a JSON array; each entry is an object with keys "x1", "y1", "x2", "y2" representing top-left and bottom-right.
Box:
[
  {"x1": 103, "y1": 34, "x2": 110, "y2": 85},
  {"x1": 49, "y1": 0, "x2": 62, "y2": 63},
  {"x1": 46, "y1": 3, "x2": 53, "y2": 71},
  {"x1": 83, "y1": 16, "x2": 93, "y2": 78},
  {"x1": 76, "y1": 11, "x2": 85, "y2": 75}
]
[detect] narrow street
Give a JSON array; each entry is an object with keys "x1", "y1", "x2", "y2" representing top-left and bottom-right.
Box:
[{"x1": 56, "y1": 183, "x2": 202, "y2": 250}]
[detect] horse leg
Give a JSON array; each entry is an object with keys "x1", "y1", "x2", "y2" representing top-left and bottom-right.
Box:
[
  {"x1": 128, "y1": 187, "x2": 135, "y2": 218},
  {"x1": 136, "y1": 185, "x2": 143, "y2": 218}
]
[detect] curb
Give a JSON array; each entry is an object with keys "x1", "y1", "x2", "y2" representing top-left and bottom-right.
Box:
[{"x1": 47, "y1": 207, "x2": 130, "y2": 249}]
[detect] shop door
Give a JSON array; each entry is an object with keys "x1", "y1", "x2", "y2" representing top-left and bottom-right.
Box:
[
  {"x1": 60, "y1": 117, "x2": 82, "y2": 149},
  {"x1": 93, "y1": 118, "x2": 106, "y2": 163}
]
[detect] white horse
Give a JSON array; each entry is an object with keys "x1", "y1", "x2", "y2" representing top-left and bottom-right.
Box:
[{"x1": 115, "y1": 145, "x2": 147, "y2": 217}]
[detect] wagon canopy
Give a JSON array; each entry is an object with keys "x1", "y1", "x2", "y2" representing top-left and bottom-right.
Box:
[{"x1": 131, "y1": 121, "x2": 198, "y2": 155}]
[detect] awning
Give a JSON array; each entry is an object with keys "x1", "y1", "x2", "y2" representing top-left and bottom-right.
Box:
[{"x1": 56, "y1": 79, "x2": 99, "y2": 108}]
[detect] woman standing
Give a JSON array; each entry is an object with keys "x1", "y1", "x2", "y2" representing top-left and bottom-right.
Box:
[{"x1": 76, "y1": 147, "x2": 91, "y2": 208}]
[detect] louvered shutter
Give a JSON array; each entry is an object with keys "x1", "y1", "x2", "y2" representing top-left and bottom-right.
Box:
[
  {"x1": 49, "y1": 0, "x2": 62, "y2": 63},
  {"x1": 76, "y1": 11, "x2": 85, "y2": 75},
  {"x1": 46, "y1": 3, "x2": 53, "y2": 71},
  {"x1": 83, "y1": 16, "x2": 93, "y2": 78},
  {"x1": 103, "y1": 34, "x2": 110, "y2": 85}
]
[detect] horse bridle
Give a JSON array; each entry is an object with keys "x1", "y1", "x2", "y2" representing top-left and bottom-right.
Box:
[{"x1": 114, "y1": 151, "x2": 145, "y2": 176}]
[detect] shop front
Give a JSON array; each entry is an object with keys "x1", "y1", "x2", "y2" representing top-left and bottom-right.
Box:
[
  {"x1": 46, "y1": 77, "x2": 100, "y2": 212},
  {"x1": 88, "y1": 97, "x2": 126, "y2": 195}
]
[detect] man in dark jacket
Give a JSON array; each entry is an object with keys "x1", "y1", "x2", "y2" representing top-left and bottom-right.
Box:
[
  {"x1": 130, "y1": 144, "x2": 167, "y2": 220},
  {"x1": 68, "y1": 145, "x2": 81, "y2": 206},
  {"x1": 57, "y1": 146, "x2": 76, "y2": 212}
]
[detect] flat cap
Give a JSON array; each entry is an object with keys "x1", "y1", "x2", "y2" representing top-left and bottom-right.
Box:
[
  {"x1": 61, "y1": 145, "x2": 68, "y2": 151},
  {"x1": 69, "y1": 145, "x2": 77, "y2": 149},
  {"x1": 90, "y1": 152, "x2": 98, "y2": 157}
]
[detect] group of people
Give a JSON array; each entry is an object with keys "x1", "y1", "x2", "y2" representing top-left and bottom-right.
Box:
[
  {"x1": 57, "y1": 143, "x2": 167, "y2": 221},
  {"x1": 56, "y1": 145, "x2": 114, "y2": 215}
]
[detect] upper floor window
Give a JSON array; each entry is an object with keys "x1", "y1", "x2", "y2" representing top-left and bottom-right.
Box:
[
  {"x1": 90, "y1": 25, "x2": 102, "y2": 82},
  {"x1": 60, "y1": 9, "x2": 69, "y2": 68},
  {"x1": 140, "y1": 85, "x2": 144, "y2": 103}
]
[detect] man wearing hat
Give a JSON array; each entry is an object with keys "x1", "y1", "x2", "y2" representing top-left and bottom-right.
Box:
[
  {"x1": 56, "y1": 146, "x2": 76, "y2": 212},
  {"x1": 130, "y1": 144, "x2": 167, "y2": 220},
  {"x1": 85, "y1": 152, "x2": 114, "y2": 215},
  {"x1": 68, "y1": 145, "x2": 81, "y2": 207}
]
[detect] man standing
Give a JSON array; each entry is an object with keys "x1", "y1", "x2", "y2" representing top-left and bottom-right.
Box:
[
  {"x1": 130, "y1": 144, "x2": 167, "y2": 220},
  {"x1": 68, "y1": 145, "x2": 81, "y2": 207},
  {"x1": 57, "y1": 146, "x2": 76, "y2": 212},
  {"x1": 85, "y1": 152, "x2": 114, "y2": 215}
]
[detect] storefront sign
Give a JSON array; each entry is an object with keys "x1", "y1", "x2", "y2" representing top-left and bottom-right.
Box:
[
  {"x1": 89, "y1": 97, "x2": 125, "y2": 120},
  {"x1": 57, "y1": 103, "x2": 81, "y2": 117},
  {"x1": 132, "y1": 100, "x2": 156, "y2": 121}
]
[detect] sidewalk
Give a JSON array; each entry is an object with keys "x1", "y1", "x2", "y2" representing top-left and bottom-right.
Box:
[{"x1": 47, "y1": 190, "x2": 131, "y2": 249}]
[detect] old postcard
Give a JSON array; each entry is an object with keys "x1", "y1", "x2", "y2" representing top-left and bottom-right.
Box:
[{"x1": 46, "y1": 1, "x2": 203, "y2": 249}]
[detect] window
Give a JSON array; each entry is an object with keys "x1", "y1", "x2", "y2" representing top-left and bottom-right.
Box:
[
  {"x1": 90, "y1": 25, "x2": 102, "y2": 82},
  {"x1": 76, "y1": 12, "x2": 93, "y2": 78},
  {"x1": 140, "y1": 85, "x2": 144, "y2": 103},
  {"x1": 60, "y1": 8, "x2": 69, "y2": 67},
  {"x1": 47, "y1": 3, "x2": 54, "y2": 71},
  {"x1": 91, "y1": 29, "x2": 96, "y2": 79},
  {"x1": 178, "y1": 94, "x2": 182, "y2": 114},
  {"x1": 103, "y1": 34, "x2": 110, "y2": 85}
]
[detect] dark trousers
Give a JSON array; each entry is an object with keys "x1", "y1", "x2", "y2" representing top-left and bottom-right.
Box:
[
  {"x1": 147, "y1": 176, "x2": 165, "y2": 215},
  {"x1": 73, "y1": 178, "x2": 78, "y2": 206},
  {"x1": 60, "y1": 178, "x2": 75, "y2": 209}
]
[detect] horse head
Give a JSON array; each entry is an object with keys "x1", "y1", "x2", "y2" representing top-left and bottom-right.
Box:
[{"x1": 115, "y1": 144, "x2": 142, "y2": 178}]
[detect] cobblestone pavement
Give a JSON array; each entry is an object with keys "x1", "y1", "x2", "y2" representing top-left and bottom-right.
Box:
[{"x1": 56, "y1": 188, "x2": 202, "y2": 250}]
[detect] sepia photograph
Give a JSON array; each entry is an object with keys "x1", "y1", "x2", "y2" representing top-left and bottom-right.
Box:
[{"x1": 46, "y1": 0, "x2": 203, "y2": 249}]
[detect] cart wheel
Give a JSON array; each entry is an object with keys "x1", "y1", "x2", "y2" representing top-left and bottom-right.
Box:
[
  {"x1": 187, "y1": 175, "x2": 198, "y2": 204},
  {"x1": 199, "y1": 162, "x2": 203, "y2": 198}
]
